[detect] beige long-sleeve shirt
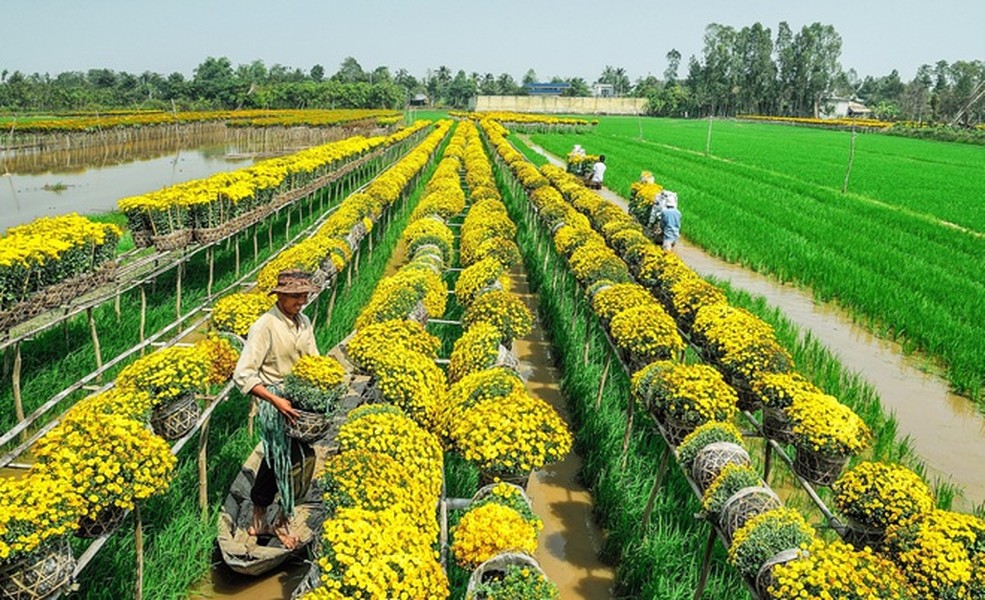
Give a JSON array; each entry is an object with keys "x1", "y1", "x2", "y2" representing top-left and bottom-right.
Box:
[{"x1": 233, "y1": 304, "x2": 319, "y2": 395}]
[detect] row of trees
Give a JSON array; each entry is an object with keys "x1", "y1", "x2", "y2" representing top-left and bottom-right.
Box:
[
  {"x1": 1, "y1": 26, "x2": 981, "y2": 124},
  {"x1": 639, "y1": 21, "x2": 984, "y2": 125}
]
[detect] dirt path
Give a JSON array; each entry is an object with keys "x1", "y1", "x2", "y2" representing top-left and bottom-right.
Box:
[
  {"x1": 519, "y1": 135, "x2": 985, "y2": 510},
  {"x1": 512, "y1": 266, "x2": 617, "y2": 599}
]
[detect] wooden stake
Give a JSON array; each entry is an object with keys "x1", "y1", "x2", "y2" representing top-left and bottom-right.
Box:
[
  {"x1": 267, "y1": 221, "x2": 273, "y2": 252},
  {"x1": 620, "y1": 394, "x2": 635, "y2": 470},
  {"x1": 641, "y1": 445, "x2": 672, "y2": 526},
  {"x1": 87, "y1": 307, "x2": 103, "y2": 382},
  {"x1": 204, "y1": 248, "x2": 213, "y2": 298},
  {"x1": 285, "y1": 208, "x2": 291, "y2": 240},
  {"x1": 325, "y1": 285, "x2": 338, "y2": 326},
  {"x1": 764, "y1": 442, "x2": 774, "y2": 484},
  {"x1": 595, "y1": 355, "x2": 611, "y2": 410},
  {"x1": 234, "y1": 237, "x2": 241, "y2": 278},
  {"x1": 12, "y1": 343, "x2": 25, "y2": 442},
  {"x1": 175, "y1": 263, "x2": 183, "y2": 320},
  {"x1": 139, "y1": 284, "x2": 147, "y2": 354},
  {"x1": 114, "y1": 290, "x2": 121, "y2": 323},
  {"x1": 252, "y1": 225, "x2": 259, "y2": 262},
  {"x1": 693, "y1": 527, "x2": 717, "y2": 600},
  {"x1": 198, "y1": 414, "x2": 210, "y2": 521},
  {"x1": 841, "y1": 123, "x2": 857, "y2": 194},
  {"x1": 134, "y1": 504, "x2": 144, "y2": 600}
]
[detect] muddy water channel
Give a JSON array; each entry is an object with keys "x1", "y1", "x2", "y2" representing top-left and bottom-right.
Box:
[
  {"x1": 521, "y1": 137, "x2": 985, "y2": 510},
  {"x1": 513, "y1": 269, "x2": 617, "y2": 599}
]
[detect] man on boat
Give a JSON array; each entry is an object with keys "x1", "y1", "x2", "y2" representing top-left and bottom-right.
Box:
[{"x1": 233, "y1": 269, "x2": 320, "y2": 549}]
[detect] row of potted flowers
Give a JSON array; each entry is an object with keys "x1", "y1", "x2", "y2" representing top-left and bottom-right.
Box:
[
  {"x1": 0, "y1": 213, "x2": 121, "y2": 328},
  {"x1": 118, "y1": 120, "x2": 431, "y2": 250},
  {"x1": 210, "y1": 121, "x2": 453, "y2": 337},
  {"x1": 476, "y1": 122, "x2": 915, "y2": 597},
  {"x1": 0, "y1": 125, "x2": 451, "y2": 598},
  {"x1": 537, "y1": 153, "x2": 984, "y2": 598}
]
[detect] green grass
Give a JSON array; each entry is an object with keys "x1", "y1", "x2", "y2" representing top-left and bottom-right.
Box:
[
  {"x1": 529, "y1": 126, "x2": 985, "y2": 402},
  {"x1": 69, "y1": 135, "x2": 449, "y2": 600}
]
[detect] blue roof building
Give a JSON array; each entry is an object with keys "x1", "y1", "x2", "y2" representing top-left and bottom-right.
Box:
[{"x1": 522, "y1": 82, "x2": 572, "y2": 96}]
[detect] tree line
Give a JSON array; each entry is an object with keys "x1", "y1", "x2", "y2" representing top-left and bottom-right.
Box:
[{"x1": 1, "y1": 22, "x2": 981, "y2": 125}]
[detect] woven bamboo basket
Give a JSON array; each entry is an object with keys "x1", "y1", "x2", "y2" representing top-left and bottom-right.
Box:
[
  {"x1": 150, "y1": 394, "x2": 201, "y2": 441},
  {"x1": 76, "y1": 505, "x2": 128, "y2": 539},
  {"x1": 842, "y1": 517, "x2": 886, "y2": 552},
  {"x1": 465, "y1": 552, "x2": 545, "y2": 600},
  {"x1": 755, "y1": 548, "x2": 804, "y2": 600},
  {"x1": 131, "y1": 229, "x2": 153, "y2": 248},
  {"x1": 151, "y1": 228, "x2": 193, "y2": 251},
  {"x1": 792, "y1": 446, "x2": 848, "y2": 487},
  {"x1": 691, "y1": 442, "x2": 751, "y2": 492},
  {"x1": 0, "y1": 538, "x2": 75, "y2": 600},
  {"x1": 761, "y1": 405, "x2": 796, "y2": 444},
  {"x1": 284, "y1": 408, "x2": 332, "y2": 443},
  {"x1": 720, "y1": 486, "x2": 782, "y2": 543},
  {"x1": 660, "y1": 411, "x2": 696, "y2": 446},
  {"x1": 478, "y1": 469, "x2": 531, "y2": 490},
  {"x1": 469, "y1": 482, "x2": 533, "y2": 511}
]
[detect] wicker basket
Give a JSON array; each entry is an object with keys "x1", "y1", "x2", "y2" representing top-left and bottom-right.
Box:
[
  {"x1": 76, "y1": 505, "x2": 128, "y2": 539},
  {"x1": 792, "y1": 447, "x2": 848, "y2": 487},
  {"x1": 494, "y1": 345, "x2": 520, "y2": 374},
  {"x1": 0, "y1": 538, "x2": 75, "y2": 600},
  {"x1": 720, "y1": 486, "x2": 782, "y2": 543},
  {"x1": 729, "y1": 376, "x2": 762, "y2": 412},
  {"x1": 465, "y1": 552, "x2": 545, "y2": 600},
  {"x1": 131, "y1": 229, "x2": 153, "y2": 248},
  {"x1": 407, "y1": 300, "x2": 429, "y2": 326},
  {"x1": 284, "y1": 408, "x2": 332, "y2": 443},
  {"x1": 842, "y1": 518, "x2": 886, "y2": 552},
  {"x1": 479, "y1": 469, "x2": 531, "y2": 490},
  {"x1": 469, "y1": 483, "x2": 532, "y2": 510},
  {"x1": 691, "y1": 442, "x2": 751, "y2": 492},
  {"x1": 150, "y1": 394, "x2": 201, "y2": 441},
  {"x1": 755, "y1": 548, "x2": 804, "y2": 600},
  {"x1": 192, "y1": 223, "x2": 233, "y2": 245},
  {"x1": 660, "y1": 411, "x2": 696, "y2": 446},
  {"x1": 761, "y1": 405, "x2": 796, "y2": 444},
  {"x1": 151, "y1": 228, "x2": 193, "y2": 252}
]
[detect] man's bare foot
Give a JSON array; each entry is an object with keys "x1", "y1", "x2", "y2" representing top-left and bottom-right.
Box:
[
  {"x1": 272, "y1": 516, "x2": 299, "y2": 550},
  {"x1": 247, "y1": 505, "x2": 270, "y2": 537}
]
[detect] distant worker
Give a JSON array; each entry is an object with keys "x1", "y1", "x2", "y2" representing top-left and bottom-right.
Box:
[
  {"x1": 659, "y1": 194, "x2": 682, "y2": 251},
  {"x1": 586, "y1": 154, "x2": 606, "y2": 190}
]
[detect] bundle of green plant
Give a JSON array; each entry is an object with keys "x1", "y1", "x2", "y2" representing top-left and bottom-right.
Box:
[{"x1": 282, "y1": 354, "x2": 346, "y2": 413}]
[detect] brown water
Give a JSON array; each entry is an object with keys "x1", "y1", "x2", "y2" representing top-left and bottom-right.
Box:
[
  {"x1": 521, "y1": 136, "x2": 985, "y2": 511},
  {"x1": 187, "y1": 556, "x2": 309, "y2": 599},
  {"x1": 512, "y1": 269, "x2": 617, "y2": 599}
]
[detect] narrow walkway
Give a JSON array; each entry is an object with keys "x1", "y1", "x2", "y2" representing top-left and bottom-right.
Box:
[
  {"x1": 519, "y1": 135, "x2": 985, "y2": 510},
  {"x1": 512, "y1": 267, "x2": 616, "y2": 599}
]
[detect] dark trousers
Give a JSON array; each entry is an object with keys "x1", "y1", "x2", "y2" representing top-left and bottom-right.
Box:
[{"x1": 250, "y1": 438, "x2": 314, "y2": 508}]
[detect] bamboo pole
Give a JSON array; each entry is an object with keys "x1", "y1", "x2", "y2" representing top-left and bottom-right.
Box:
[
  {"x1": 199, "y1": 414, "x2": 210, "y2": 521},
  {"x1": 234, "y1": 237, "x2": 241, "y2": 278},
  {"x1": 252, "y1": 224, "x2": 259, "y2": 262},
  {"x1": 139, "y1": 284, "x2": 147, "y2": 355},
  {"x1": 641, "y1": 445, "x2": 672, "y2": 525},
  {"x1": 595, "y1": 354, "x2": 611, "y2": 410},
  {"x1": 12, "y1": 343, "x2": 25, "y2": 442},
  {"x1": 268, "y1": 221, "x2": 273, "y2": 252},
  {"x1": 247, "y1": 398, "x2": 256, "y2": 438},
  {"x1": 325, "y1": 286, "x2": 338, "y2": 326},
  {"x1": 207, "y1": 248, "x2": 214, "y2": 298},
  {"x1": 87, "y1": 308, "x2": 103, "y2": 382},
  {"x1": 135, "y1": 504, "x2": 144, "y2": 600},
  {"x1": 114, "y1": 290, "x2": 121, "y2": 323},
  {"x1": 620, "y1": 393, "x2": 635, "y2": 470},
  {"x1": 175, "y1": 263, "x2": 183, "y2": 320},
  {"x1": 692, "y1": 528, "x2": 717, "y2": 600},
  {"x1": 841, "y1": 123, "x2": 857, "y2": 194}
]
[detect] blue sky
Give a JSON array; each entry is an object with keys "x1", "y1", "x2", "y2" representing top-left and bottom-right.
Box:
[{"x1": 3, "y1": 0, "x2": 983, "y2": 82}]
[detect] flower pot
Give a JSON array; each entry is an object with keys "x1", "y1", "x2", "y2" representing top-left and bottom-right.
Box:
[
  {"x1": 284, "y1": 408, "x2": 333, "y2": 443},
  {"x1": 755, "y1": 548, "x2": 804, "y2": 600},
  {"x1": 0, "y1": 538, "x2": 75, "y2": 600},
  {"x1": 720, "y1": 486, "x2": 782, "y2": 543},
  {"x1": 465, "y1": 552, "x2": 545, "y2": 600},
  {"x1": 729, "y1": 375, "x2": 762, "y2": 412},
  {"x1": 76, "y1": 504, "x2": 128, "y2": 539},
  {"x1": 470, "y1": 483, "x2": 533, "y2": 511},
  {"x1": 660, "y1": 412, "x2": 696, "y2": 446},
  {"x1": 842, "y1": 517, "x2": 886, "y2": 552},
  {"x1": 479, "y1": 469, "x2": 531, "y2": 490},
  {"x1": 151, "y1": 228, "x2": 193, "y2": 252},
  {"x1": 150, "y1": 393, "x2": 201, "y2": 441},
  {"x1": 691, "y1": 442, "x2": 751, "y2": 492},
  {"x1": 761, "y1": 405, "x2": 796, "y2": 444},
  {"x1": 792, "y1": 447, "x2": 848, "y2": 487}
]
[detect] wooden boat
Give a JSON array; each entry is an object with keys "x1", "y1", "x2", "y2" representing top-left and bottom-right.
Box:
[{"x1": 217, "y1": 352, "x2": 372, "y2": 576}]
